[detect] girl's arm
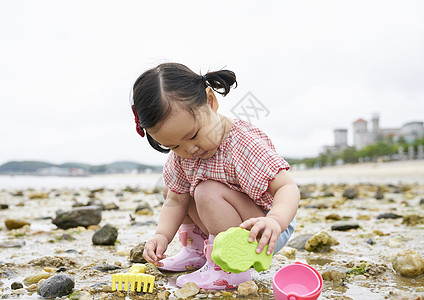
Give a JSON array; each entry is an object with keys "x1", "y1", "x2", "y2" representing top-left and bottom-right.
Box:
[
  {"x1": 143, "y1": 190, "x2": 191, "y2": 265},
  {"x1": 240, "y1": 170, "x2": 300, "y2": 255},
  {"x1": 155, "y1": 190, "x2": 192, "y2": 241}
]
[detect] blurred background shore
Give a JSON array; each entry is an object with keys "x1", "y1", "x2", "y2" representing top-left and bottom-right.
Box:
[{"x1": 1, "y1": 160, "x2": 423, "y2": 190}]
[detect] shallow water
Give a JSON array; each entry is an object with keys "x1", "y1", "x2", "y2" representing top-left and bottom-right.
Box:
[{"x1": 0, "y1": 174, "x2": 423, "y2": 299}]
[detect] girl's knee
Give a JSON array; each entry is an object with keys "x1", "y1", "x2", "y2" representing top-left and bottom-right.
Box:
[{"x1": 194, "y1": 180, "x2": 222, "y2": 203}]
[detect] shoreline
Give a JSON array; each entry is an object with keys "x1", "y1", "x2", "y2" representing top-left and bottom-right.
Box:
[
  {"x1": 1, "y1": 160, "x2": 424, "y2": 189},
  {"x1": 290, "y1": 160, "x2": 424, "y2": 185}
]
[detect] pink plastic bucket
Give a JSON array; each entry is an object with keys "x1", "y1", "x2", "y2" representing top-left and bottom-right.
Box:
[{"x1": 273, "y1": 262, "x2": 323, "y2": 300}]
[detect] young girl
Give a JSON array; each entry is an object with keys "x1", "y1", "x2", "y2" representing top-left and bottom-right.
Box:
[{"x1": 131, "y1": 63, "x2": 299, "y2": 290}]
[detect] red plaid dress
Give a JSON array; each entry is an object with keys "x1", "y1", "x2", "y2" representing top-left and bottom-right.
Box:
[{"x1": 163, "y1": 119, "x2": 290, "y2": 210}]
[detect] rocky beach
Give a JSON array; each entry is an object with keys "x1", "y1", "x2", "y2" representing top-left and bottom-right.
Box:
[{"x1": 1, "y1": 160, "x2": 424, "y2": 299}]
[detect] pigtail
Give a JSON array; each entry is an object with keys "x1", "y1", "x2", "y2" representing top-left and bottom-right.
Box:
[{"x1": 203, "y1": 70, "x2": 237, "y2": 96}]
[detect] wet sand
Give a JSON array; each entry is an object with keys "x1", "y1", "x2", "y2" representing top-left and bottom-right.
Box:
[{"x1": 0, "y1": 161, "x2": 424, "y2": 299}]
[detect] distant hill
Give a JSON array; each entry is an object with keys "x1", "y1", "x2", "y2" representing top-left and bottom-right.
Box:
[{"x1": 0, "y1": 160, "x2": 163, "y2": 175}]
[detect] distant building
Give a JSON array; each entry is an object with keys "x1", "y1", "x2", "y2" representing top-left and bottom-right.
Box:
[
  {"x1": 401, "y1": 121, "x2": 424, "y2": 144},
  {"x1": 353, "y1": 118, "x2": 370, "y2": 150},
  {"x1": 321, "y1": 128, "x2": 348, "y2": 154},
  {"x1": 352, "y1": 114, "x2": 423, "y2": 149},
  {"x1": 334, "y1": 129, "x2": 348, "y2": 149}
]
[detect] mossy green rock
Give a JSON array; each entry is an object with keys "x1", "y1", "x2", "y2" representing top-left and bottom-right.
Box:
[{"x1": 212, "y1": 227, "x2": 272, "y2": 273}]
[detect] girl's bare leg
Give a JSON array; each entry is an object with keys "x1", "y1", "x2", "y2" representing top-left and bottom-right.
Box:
[
  {"x1": 191, "y1": 180, "x2": 265, "y2": 235},
  {"x1": 163, "y1": 185, "x2": 208, "y2": 233}
]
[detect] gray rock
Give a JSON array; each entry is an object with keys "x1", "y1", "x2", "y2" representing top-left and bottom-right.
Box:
[
  {"x1": 135, "y1": 204, "x2": 153, "y2": 214},
  {"x1": 52, "y1": 206, "x2": 102, "y2": 229},
  {"x1": 92, "y1": 224, "x2": 118, "y2": 245},
  {"x1": 132, "y1": 220, "x2": 158, "y2": 226},
  {"x1": 287, "y1": 234, "x2": 314, "y2": 250},
  {"x1": 299, "y1": 191, "x2": 313, "y2": 199},
  {"x1": 0, "y1": 240, "x2": 25, "y2": 248},
  {"x1": 94, "y1": 264, "x2": 122, "y2": 272},
  {"x1": 376, "y1": 213, "x2": 402, "y2": 219},
  {"x1": 130, "y1": 242, "x2": 147, "y2": 263},
  {"x1": 11, "y1": 282, "x2": 23, "y2": 290},
  {"x1": 343, "y1": 188, "x2": 358, "y2": 199},
  {"x1": 331, "y1": 221, "x2": 360, "y2": 231},
  {"x1": 104, "y1": 202, "x2": 119, "y2": 210},
  {"x1": 38, "y1": 274, "x2": 75, "y2": 298},
  {"x1": 366, "y1": 238, "x2": 375, "y2": 245},
  {"x1": 375, "y1": 187, "x2": 385, "y2": 199}
]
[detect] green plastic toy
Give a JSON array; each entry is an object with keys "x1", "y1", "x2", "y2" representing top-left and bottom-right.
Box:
[{"x1": 211, "y1": 227, "x2": 272, "y2": 273}]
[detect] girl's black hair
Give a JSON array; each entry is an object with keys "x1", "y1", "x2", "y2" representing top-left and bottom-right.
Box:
[{"x1": 132, "y1": 63, "x2": 237, "y2": 153}]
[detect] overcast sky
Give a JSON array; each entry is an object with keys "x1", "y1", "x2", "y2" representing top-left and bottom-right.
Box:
[{"x1": 1, "y1": 0, "x2": 423, "y2": 166}]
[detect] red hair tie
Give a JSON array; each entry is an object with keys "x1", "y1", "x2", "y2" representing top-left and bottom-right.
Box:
[{"x1": 131, "y1": 105, "x2": 145, "y2": 137}]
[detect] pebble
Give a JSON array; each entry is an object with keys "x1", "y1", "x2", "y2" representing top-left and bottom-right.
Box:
[
  {"x1": 92, "y1": 224, "x2": 118, "y2": 245},
  {"x1": 343, "y1": 188, "x2": 358, "y2": 199},
  {"x1": 102, "y1": 285, "x2": 112, "y2": 292},
  {"x1": 402, "y1": 214, "x2": 424, "y2": 226},
  {"x1": 331, "y1": 221, "x2": 360, "y2": 231},
  {"x1": 0, "y1": 240, "x2": 25, "y2": 248},
  {"x1": 280, "y1": 247, "x2": 296, "y2": 259},
  {"x1": 375, "y1": 187, "x2": 385, "y2": 199},
  {"x1": 104, "y1": 202, "x2": 119, "y2": 210},
  {"x1": 38, "y1": 274, "x2": 75, "y2": 298},
  {"x1": 11, "y1": 282, "x2": 23, "y2": 289},
  {"x1": 52, "y1": 206, "x2": 102, "y2": 229},
  {"x1": 357, "y1": 214, "x2": 371, "y2": 220},
  {"x1": 28, "y1": 192, "x2": 49, "y2": 199},
  {"x1": 130, "y1": 242, "x2": 147, "y2": 263},
  {"x1": 68, "y1": 290, "x2": 92, "y2": 300},
  {"x1": 23, "y1": 272, "x2": 51, "y2": 285},
  {"x1": 288, "y1": 234, "x2": 313, "y2": 250},
  {"x1": 305, "y1": 231, "x2": 339, "y2": 252},
  {"x1": 94, "y1": 264, "x2": 122, "y2": 272},
  {"x1": 5, "y1": 219, "x2": 30, "y2": 230},
  {"x1": 322, "y1": 266, "x2": 348, "y2": 284},
  {"x1": 365, "y1": 238, "x2": 375, "y2": 245},
  {"x1": 0, "y1": 203, "x2": 9, "y2": 209},
  {"x1": 376, "y1": 213, "x2": 402, "y2": 219},
  {"x1": 175, "y1": 282, "x2": 200, "y2": 299},
  {"x1": 135, "y1": 204, "x2": 154, "y2": 215},
  {"x1": 237, "y1": 280, "x2": 258, "y2": 296},
  {"x1": 325, "y1": 213, "x2": 342, "y2": 220},
  {"x1": 392, "y1": 249, "x2": 424, "y2": 276}
]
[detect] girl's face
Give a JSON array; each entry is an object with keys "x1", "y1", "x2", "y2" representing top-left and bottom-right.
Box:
[{"x1": 147, "y1": 88, "x2": 228, "y2": 159}]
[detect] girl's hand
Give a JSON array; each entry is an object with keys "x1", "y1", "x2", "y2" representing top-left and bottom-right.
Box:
[
  {"x1": 143, "y1": 234, "x2": 169, "y2": 267},
  {"x1": 239, "y1": 216, "x2": 282, "y2": 255}
]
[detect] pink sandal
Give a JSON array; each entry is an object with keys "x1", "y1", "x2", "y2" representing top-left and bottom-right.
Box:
[
  {"x1": 176, "y1": 235, "x2": 251, "y2": 289},
  {"x1": 158, "y1": 223, "x2": 208, "y2": 272}
]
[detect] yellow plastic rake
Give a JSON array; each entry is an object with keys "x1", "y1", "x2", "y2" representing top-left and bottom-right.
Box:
[{"x1": 112, "y1": 264, "x2": 155, "y2": 293}]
